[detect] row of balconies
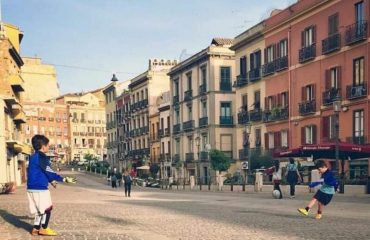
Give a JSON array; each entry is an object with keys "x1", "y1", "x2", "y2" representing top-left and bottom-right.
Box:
[
  {"x1": 131, "y1": 99, "x2": 149, "y2": 112},
  {"x1": 74, "y1": 144, "x2": 104, "y2": 149},
  {"x1": 73, "y1": 132, "x2": 105, "y2": 137},
  {"x1": 158, "y1": 128, "x2": 171, "y2": 138},
  {"x1": 127, "y1": 148, "x2": 150, "y2": 157},
  {"x1": 106, "y1": 121, "x2": 117, "y2": 130},
  {"x1": 172, "y1": 151, "x2": 210, "y2": 164},
  {"x1": 172, "y1": 116, "x2": 232, "y2": 134},
  {"x1": 159, "y1": 153, "x2": 171, "y2": 162},
  {"x1": 128, "y1": 126, "x2": 149, "y2": 138},
  {"x1": 173, "y1": 84, "x2": 208, "y2": 105}
]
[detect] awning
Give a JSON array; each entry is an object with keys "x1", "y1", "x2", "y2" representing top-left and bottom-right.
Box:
[
  {"x1": 14, "y1": 144, "x2": 32, "y2": 155},
  {"x1": 273, "y1": 143, "x2": 370, "y2": 160}
]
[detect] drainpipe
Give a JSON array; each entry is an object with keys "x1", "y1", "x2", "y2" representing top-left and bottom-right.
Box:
[{"x1": 288, "y1": 25, "x2": 292, "y2": 148}]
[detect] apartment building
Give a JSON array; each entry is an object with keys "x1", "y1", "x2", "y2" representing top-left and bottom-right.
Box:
[
  {"x1": 169, "y1": 38, "x2": 235, "y2": 182},
  {"x1": 158, "y1": 91, "x2": 172, "y2": 178},
  {"x1": 116, "y1": 90, "x2": 131, "y2": 171},
  {"x1": 0, "y1": 22, "x2": 30, "y2": 186},
  {"x1": 128, "y1": 59, "x2": 177, "y2": 169}
]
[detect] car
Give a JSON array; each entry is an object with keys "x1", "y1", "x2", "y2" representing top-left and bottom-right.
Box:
[{"x1": 77, "y1": 160, "x2": 88, "y2": 166}]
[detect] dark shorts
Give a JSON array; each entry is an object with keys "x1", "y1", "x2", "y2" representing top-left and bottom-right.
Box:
[{"x1": 314, "y1": 190, "x2": 333, "y2": 206}]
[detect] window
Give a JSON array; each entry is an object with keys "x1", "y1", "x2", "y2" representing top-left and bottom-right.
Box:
[
  {"x1": 174, "y1": 79, "x2": 179, "y2": 96},
  {"x1": 241, "y1": 94, "x2": 248, "y2": 111},
  {"x1": 323, "y1": 115, "x2": 336, "y2": 140},
  {"x1": 186, "y1": 72, "x2": 192, "y2": 90},
  {"x1": 175, "y1": 110, "x2": 180, "y2": 124},
  {"x1": 255, "y1": 128, "x2": 261, "y2": 147},
  {"x1": 268, "y1": 132, "x2": 274, "y2": 149},
  {"x1": 239, "y1": 57, "x2": 247, "y2": 76},
  {"x1": 176, "y1": 139, "x2": 180, "y2": 154},
  {"x1": 200, "y1": 66, "x2": 207, "y2": 85},
  {"x1": 281, "y1": 130, "x2": 288, "y2": 148},
  {"x1": 220, "y1": 102, "x2": 231, "y2": 117},
  {"x1": 326, "y1": 67, "x2": 339, "y2": 89},
  {"x1": 266, "y1": 45, "x2": 274, "y2": 63},
  {"x1": 281, "y1": 92, "x2": 288, "y2": 107},
  {"x1": 328, "y1": 13, "x2": 339, "y2": 35},
  {"x1": 202, "y1": 101, "x2": 207, "y2": 117},
  {"x1": 220, "y1": 67, "x2": 231, "y2": 91},
  {"x1": 355, "y1": 1, "x2": 364, "y2": 23},
  {"x1": 302, "y1": 26, "x2": 316, "y2": 47},
  {"x1": 279, "y1": 39, "x2": 288, "y2": 57},
  {"x1": 188, "y1": 105, "x2": 192, "y2": 120},
  {"x1": 188, "y1": 136, "x2": 193, "y2": 153},
  {"x1": 202, "y1": 134, "x2": 208, "y2": 150},
  {"x1": 353, "y1": 57, "x2": 364, "y2": 85},
  {"x1": 161, "y1": 118, "x2": 164, "y2": 130},
  {"x1": 167, "y1": 116, "x2": 170, "y2": 129},
  {"x1": 353, "y1": 109, "x2": 364, "y2": 139},
  {"x1": 302, "y1": 85, "x2": 315, "y2": 101},
  {"x1": 254, "y1": 91, "x2": 261, "y2": 109},
  {"x1": 302, "y1": 125, "x2": 317, "y2": 144},
  {"x1": 250, "y1": 50, "x2": 261, "y2": 70}
]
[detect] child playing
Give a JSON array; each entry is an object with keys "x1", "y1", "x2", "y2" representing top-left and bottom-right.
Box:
[
  {"x1": 27, "y1": 135, "x2": 76, "y2": 236},
  {"x1": 298, "y1": 160, "x2": 338, "y2": 219},
  {"x1": 265, "y1": 160, "x2": 283, "y2": 199}
]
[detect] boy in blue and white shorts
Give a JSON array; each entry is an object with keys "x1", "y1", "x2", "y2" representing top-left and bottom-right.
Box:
[{"x1": 298, "y1": 160, "x2": 338, "y2": 219}]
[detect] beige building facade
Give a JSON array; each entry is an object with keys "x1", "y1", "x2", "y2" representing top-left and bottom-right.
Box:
[
  {"x1": 128, "y1": 59, "x2": 177, "y2": 169},
  {"x1": 158, "y1": 91, "x2": 172, "y2": 178},
  {"x1": 21, "y1": 57, "x2": 60, "y2": 102},
  {"x1": 0, "y1": 22, "x2": 30, "y2": 186},
  {"x1": 169, "y1": 39, "x2": 235, "y2": 182}
]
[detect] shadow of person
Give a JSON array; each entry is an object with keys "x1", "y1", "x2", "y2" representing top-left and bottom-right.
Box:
[{"x1": 0, "y1": 209, "x2": 33, "y2": 232}]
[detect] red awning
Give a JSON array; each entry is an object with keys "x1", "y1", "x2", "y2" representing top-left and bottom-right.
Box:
[{"x1": 273, "y1": 143, "x2": 370, "y2": 160}]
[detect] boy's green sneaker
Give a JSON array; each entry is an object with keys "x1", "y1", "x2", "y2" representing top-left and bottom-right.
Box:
[{"x1": 298, "y1": 208, "x2": 309, "y2": 216}]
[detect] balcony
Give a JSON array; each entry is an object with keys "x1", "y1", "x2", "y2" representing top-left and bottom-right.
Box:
[
  {"x1": 233, "y1": 75, "x2": 248, "y2": 88},
  {"x1": 346, "y1": 136, "x2": 367, "y2": 145},
  {"x1": 165, "y1": 128, "x2": 170, "y2": 136},
  {"x1": 262, "y1": 61, "x2": 275, "y2": 77},
  {"x1": 200, "y1": 151, "x2": 209, "y2": 162},
  {"x1": 299, "y1": 100, "x2": 316, "y2": 115},
  {"x1": 322, "y1": 33, "x2": 341, "y2": 54},
  {"x1": 248, "y1": 68, "x2": 261, "y2": 82},
  {"x1": 237, "y1": 111, "x2": 249, "y2": 124},
  {"x1": 173, "y1": 95, "x2": 179, "y2": 105},
  {"x1": 275, "y1": 56, "x2": 288, "y2": 72},
  {"x1": 184, "y1": 90, "x2": 193, "y2": 101},
  {"x1": 173, "y1": 154, "x2": 180, "y2": 164},
  {"x1": 346, "y1": 84, "x2": 367, "y2": 100},
  {"x1": 239, "y1": 149, "x2": 249, "y2": 160},
  {"x1": 345, "y1": 21, "x2": 368, "y2": 45},
  {"x1": 199, "y1": 84, "x2": 207, "y2": 95},
  {"x1": 220, "y1": 81, "x2": 232, "y2": 91},
  {"x1": 263, "y1": 107, "x2": 289, "y2": 122},
  {"x1": 158, "y1": 129, "x2": 164, "y2": 137},
  {"x1": 322, "y1": 88, "x2": 341, "y2": 105},
  {"x1": 220, "y1": 116, "x2": 233, "y2": 126},
  {"x1": 199, "y1": 117, "x2": 208, "y2": 128},
  {"x1": 185, "y1": 153, "x2": 194, "y2": 163},
  {"x1": 183, "y1": 120, "x2": 194, "y2": 131},
  {"x1": 142, "y1": 99, "x2": 148, "y2": 108},
  {"x1": 249, "y1": 109, "x2": 262, "y2": 122},
  {"x1": 173, "y1": 123, "x2": 181, "y2": 134},
  {"x1": 299, "y1": 44, "x2": 316, "y2": 63}
]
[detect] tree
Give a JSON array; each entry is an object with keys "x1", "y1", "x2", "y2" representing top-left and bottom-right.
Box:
[
  {"x1": 84, "y1": 153, "x2": 98, "y2": 161},
  {"x1": 149, "y1": 163, "x2": 160, "y2": 177},
  {"x1": 209, "y1": 149, "x2": 231, "y2": 172},
  {"x1": 250, "y1": 149, "x2": 273, "y2": 171}
]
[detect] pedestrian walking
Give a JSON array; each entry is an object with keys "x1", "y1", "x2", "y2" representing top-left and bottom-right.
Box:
[
  {"x1": 27, "y1": 135, "x2": 76, "y2": 236},
  {"x1": 123, "y1": 170, "x2": 132, "y2": 197},
  {"x1": 266, "y1": 160, "x2": 283, "y2": 199},
  {"x1": 298, "y1": 160, "x2": 338, "y2": 219},
  {"x1": 285, "y1": 158, "x2": 302, "y2": 198},
  {"x1": 111, "y1": 173, "x2": 117, "y2": 189}
]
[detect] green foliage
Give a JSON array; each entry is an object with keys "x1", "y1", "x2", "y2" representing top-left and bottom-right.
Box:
[
  {"x1": 150, "y1": 163, "x2": 160, "y2": 177},
  {"x1": 84, "y1": 153, "x2": 98, "y2": 161},
  {"x1": 209, "y1": 149, "x2": 231, "y2": 172},
  {"x1": 250, "y1": 149, "x2": 273, "y2": 170}
]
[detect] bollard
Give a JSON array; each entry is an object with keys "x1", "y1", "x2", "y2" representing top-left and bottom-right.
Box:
[
  {"x1": 72, "y1": 168, "x2": 74, "y2": 172},
  {"x1": 231, "y1": 182, "x2": 233, "y2": 191},
  {"x1": 78, "y1": 168, "x2": 80, "y2": 172}
]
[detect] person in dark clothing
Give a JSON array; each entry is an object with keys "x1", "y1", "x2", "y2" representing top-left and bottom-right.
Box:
[
  {"x1": 285, "y1": 158, "x2": 302, "y2": 198},
  {"x1": 123, "y1": 170, "x2": 132, "y2": 197},
  {"x1": 111, "y1": 173, "x2": 117, "y2": 189}
]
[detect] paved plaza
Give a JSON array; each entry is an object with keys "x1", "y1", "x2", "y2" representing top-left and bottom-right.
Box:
[{"x1": 1, "y1": 171, "x2": 370, "y2": 240}]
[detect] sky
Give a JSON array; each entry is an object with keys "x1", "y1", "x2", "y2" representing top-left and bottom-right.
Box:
[{"x1": 2, "y1": 0, "x2": 297, "y2": 94}]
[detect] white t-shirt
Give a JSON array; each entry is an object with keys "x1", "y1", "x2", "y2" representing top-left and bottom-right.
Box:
[{"x1": 272, "y1": 168, "x2": 282, "y2": 181}]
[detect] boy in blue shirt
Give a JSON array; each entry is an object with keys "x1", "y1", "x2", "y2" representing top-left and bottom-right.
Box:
[
  {"x1": 298, "y1": 160, "x2": 338, "y2": 219},
  {"x1": 27, "y1": 135, "x2": 76, "y2": 236}
]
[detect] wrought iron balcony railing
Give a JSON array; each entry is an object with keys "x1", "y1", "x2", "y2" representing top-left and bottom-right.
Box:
[
  {"x1": 298, "y1": 100, "x2": 316, "y2": 115},
  {"x1": 248, "y1": 68, "x2": 261, "y2": 82},
  {"x1": 173, "y1": 123, "x2": 181, "y2": 134},
  {"x1": 263, "y1": 107, "x2": 289, "y2": 122},
  {"x1": 199, "y1": 84, "x2": 207, "y2": 95},
  {"x1": 183, "y1": 120, "x2": 194, "y2": 131},
  {"x1": 200, "y1": 151, "x2": 209, "y2": 161},
  {"x1": 345, "y1": 20, "x2": 368, "y2": 45},
  {"x1": 262, "y1": 61, "x2": 275, "y2": 77},
  {"x1": 199, "y1": 117, "x2": 208, "y2": 127},
  {"x1": 173, "y1": 95, "x2": 179, "y2": 105},
  {"x1": 184, "y1": 90, "x2": 193, "y2": 101},
  {"x1": 239, "y1": 149, "x2": 249, "y2": 160},
  {"x1": 346, "y1": 84, "x2": 367, "y2": 100},
  {"x1": 233, "y1": 75, "x2": 248, "y2": 88},
  {"x1": 249, "y1": 109, "x2": 262, "y2": 122},
  {"x1": 322, "y1": 88, "x2": 341, "y2": 105},
  {"x1": 220, "y1": 81, "x2": 232, "y2": 91},
  {"x1": 220, "y1": 116, "x2": 233, "y2": 126},
  {"x1": 185, "y1": 153, "x2": 194, "y2": 163},
  {"x1": 275, "y1": 56, "x2": 288, "y2": 72},
  {"x1": 237, "y1": 111, "x2": 249, "y2": 124},
  {"x1": 299, "y1": 44, "x2": 316, "y2": 63},
  {"x1": 322, "y1": 33, "x2": 341, "y2": 54}
]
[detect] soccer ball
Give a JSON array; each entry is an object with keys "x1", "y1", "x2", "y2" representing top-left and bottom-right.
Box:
[{"x1": 272, "y1": 190, "x2": 281, "y2": 199}]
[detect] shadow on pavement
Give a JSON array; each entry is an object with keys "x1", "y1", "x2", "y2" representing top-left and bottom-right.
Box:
[{"x1": 0, "y1": 209, "x2": 33, "y2": 232}]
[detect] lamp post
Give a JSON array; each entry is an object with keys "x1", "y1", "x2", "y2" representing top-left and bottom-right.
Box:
[
  {"x1": 245, "y1": 123, "x2": 252, "y2": 185},
  {"x1": 195, "y1": 134, "x2": 201, "y2": 190},
  {"x1": 333, "y1": 99, "x2": 344, "y2": 193}
]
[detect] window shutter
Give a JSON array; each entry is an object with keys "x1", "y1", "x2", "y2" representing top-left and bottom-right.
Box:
[
  {"x1": 312, "y1": 125, "x2": 317, "y2": 144},
  {"x1": 286, "y1": 129, "x2": 290, "y2": 148},
  {"x1": 273, "y1": 95, "x2": 277, "y2": 108},
  {"x1": 250, "y1": 53, "x2": 255, "y2": 70},
  {"x1": 286, "y1": 39, "x2": 289, "y2": 56},
  {"x1": 312, "y1": 84, "x2": 316, "y2": 100},
  {"x1": 337, "y1": 66, "x2": 342, "y2": 89},
  {"x1": 301, "y1": 31, "x2": 305, "y2": 47},
  {"x1": 301, "y1": 127, "x2": 305, "y2": 145},
  {"x1": 256, "y1": 50, "x2": 261, "y2": 67},
  {"x1": 276, "y1": 43, "x2": 280, "y2": 59},
  {"x1": 277, "y1": 93, "x2": 282, "y2": 107},
  {"x1": 240, "y1": 58, "x2": 243, "y2": 75},
  {"x1": 286, "y1": 91, "x2": 289, "y2": 107},
  {"x1": 322, "y1": 116, "x2": 329, "y2": 140},
  {"x1": 301, "y1": 86, "x2": 306, "y2": 101},
  {"x1": 274, "y1": 132, "x2": 281, "y2": 148},
  {"x1": 312, "y1": 25, "x2": 317, "y2": 44},
  {"x1": 325, "y1": 69, "x2": 331, "y2": 90},
  {"x1": 265, "y1": 132, "x2": 269, "y2": 149},
  {"x1": 265, "y1": 97, "x2": 269, "y2": 110},
  {"x1": 264, "y1": 48, "x2": 268, "y2": 64}
]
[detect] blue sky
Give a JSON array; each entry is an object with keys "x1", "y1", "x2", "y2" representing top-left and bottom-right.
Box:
[{"x1": 2, "y1": 0, "x2": 296, "y2": 94}]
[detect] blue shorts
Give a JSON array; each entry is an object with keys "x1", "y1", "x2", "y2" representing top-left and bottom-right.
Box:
[{"x1": 314, "y1": 190, "x2": 333, "y2": 206}]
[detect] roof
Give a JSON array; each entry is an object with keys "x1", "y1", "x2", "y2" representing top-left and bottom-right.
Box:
[{"x1": 211, "y1": 38, "x2": 234, "y2": 46}]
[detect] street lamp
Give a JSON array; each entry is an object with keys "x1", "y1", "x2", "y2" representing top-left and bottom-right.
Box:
[
  {"x1": 195, "y1": 134, "x2": 201, "y2": 190},
  {"x1": 245, "y1": 123, "x2": 252, "y2": 185},
  {"x1": 333, "y1": 99, "x2": 344, "y2": 193}
]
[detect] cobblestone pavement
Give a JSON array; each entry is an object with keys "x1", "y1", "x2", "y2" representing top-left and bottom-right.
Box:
[{"x1": 1, "y1": 171, "x2": 370, "y2": 240}]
